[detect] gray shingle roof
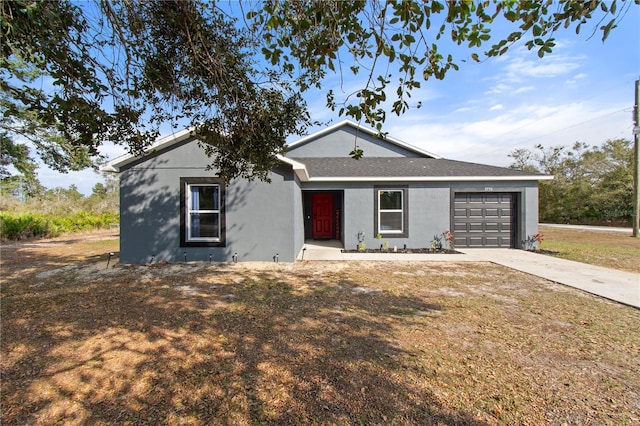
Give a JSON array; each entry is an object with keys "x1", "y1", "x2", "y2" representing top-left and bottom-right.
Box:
[{"x1": 288, "y1": 157, "x2": 545, "y2": 179}]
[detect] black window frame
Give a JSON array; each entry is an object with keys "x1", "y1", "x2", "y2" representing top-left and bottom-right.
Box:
[
  {"x1": 374, "y1": 186, "x2": 408, "y2": 238},
  {"x1": 180, "y1": 177, "x2": 226, "y2": 247}
]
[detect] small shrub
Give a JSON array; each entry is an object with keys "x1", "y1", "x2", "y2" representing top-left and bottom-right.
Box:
[
  {"x1": 523, "y1": 233, "x2": 544, "y2": 251},
  {"x1": 430, "y1": 234, "x2": 443, "y2": 250},
  {"x1": 430, "y1": 230, "x2": 455, "y2": 251}
]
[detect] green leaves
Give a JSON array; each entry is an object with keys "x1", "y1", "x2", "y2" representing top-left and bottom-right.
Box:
[
  {"x1": 349, "y1": 148, "x2": 364, "y2": 160},
  {"x1": 1, "y1": 0, "x2": 632, "y2": 180},
  {"x1": 249, "y1": 0, "x2": 631, "y2": 137},
  {"x1": 2, "y1": 0, "x2": 311, "y2": 182},
  {"x1": 600, "y1": 18, "x2": 617, "y2": 41}
]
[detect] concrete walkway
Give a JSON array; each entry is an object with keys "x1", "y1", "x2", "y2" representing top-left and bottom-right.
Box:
[
  {"x1": 298, "y1": 241, "x2": 640, "y2": 308},
  {"x1": 298, "y1": 240, "x2": 475, "y2": 262}
]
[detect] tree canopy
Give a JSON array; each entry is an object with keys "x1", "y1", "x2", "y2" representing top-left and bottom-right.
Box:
[{"x1": 1, "y1": 0, "x2": 635, "y2": 183}]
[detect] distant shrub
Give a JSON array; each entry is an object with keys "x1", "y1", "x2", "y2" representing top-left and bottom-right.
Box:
[
  {"x1": 0, "y1": 211, "x2": 119, "y2": 240},
  {"x1": 0, "y1": 213, "x2": 54, "y2": 240}
]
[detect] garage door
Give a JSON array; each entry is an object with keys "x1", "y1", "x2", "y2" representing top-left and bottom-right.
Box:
[{"x1": 453, "y1": 192, "x2": 515, "y2": 248}]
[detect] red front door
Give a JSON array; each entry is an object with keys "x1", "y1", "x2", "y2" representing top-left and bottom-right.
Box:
[{"x1": 312, "y1": 193, "x2": 333, "y2": 238}]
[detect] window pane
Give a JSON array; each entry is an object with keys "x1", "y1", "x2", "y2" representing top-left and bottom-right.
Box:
[
  {"x1": 380, "y1": 191, "x2": 402, "y2": 209},
  {"x1": 190, "y1": 213, "x2": 219, "y2": 238},
  {"x1": 380, "y1": 212, "x2": 402, "y2": 231},
  {"x1": 195, "y1": 186, "x2": 219, "y2": 210}
]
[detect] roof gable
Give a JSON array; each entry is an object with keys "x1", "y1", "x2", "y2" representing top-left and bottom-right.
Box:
[
  {"x1": 99, "y1": 129, "x2": 307, "y2": 180},
  {"x1": 286, "y1": 120, "x2": 440, "y2": 159},
  {"x1": 100, "y1": 128, "x2": 195, "y2": 172}
]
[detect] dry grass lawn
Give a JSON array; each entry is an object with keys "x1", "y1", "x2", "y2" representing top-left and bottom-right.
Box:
[
  {"x1": 538, "y1": 225, "x2": 640, "y2": 273},
  {"x1": 1, "y1": 231, "x2": 639, "y2": 425}
]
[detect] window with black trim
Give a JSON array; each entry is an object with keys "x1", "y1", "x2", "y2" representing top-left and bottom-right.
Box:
[
  {"x1": 374, "y1": 187, "x2": 408, "y2": 238},
  {"x1": 180, "y1": 177, "x2": 225, "y2": 247}
]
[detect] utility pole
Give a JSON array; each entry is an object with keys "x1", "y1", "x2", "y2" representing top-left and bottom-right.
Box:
[{"x1": 633, "y1": 79, "x2": 639, "y2": 237}]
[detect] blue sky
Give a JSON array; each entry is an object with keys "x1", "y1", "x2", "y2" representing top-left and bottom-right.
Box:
[{"x1": 38, "y1": 3, "x2": 639, "y2": 195}]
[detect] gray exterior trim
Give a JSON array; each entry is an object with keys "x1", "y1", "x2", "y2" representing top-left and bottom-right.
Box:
[
  {"x1": 179, "y1": 177, "x2": 226, "y2": 247},
  {"x1": 373, "y1": 186, "x2": 409, "y2": 239}
]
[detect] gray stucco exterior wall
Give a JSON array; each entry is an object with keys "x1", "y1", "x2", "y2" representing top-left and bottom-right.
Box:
[
  {"x1": 118, "y1": 138, "x2": 300, "y2": 263},
  {"x1": 302, "y1": 180, "x2": 539, "y2": 252},
  {"x1": 287, "y1": 126, "x2": 424, "y2": 158},
  {"x1": 523, "y1": 185, "x2": 540, "y2": 239},
  {"x1": 113, "y1": 123, "x2": 543, "y2": 263},
  {"x1": 302, "y1": 182, "x2": 449, "y2": 251}
]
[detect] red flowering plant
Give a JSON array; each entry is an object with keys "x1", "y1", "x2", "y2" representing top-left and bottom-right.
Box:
[{"x1": 443, "y1": 230, "x2": 455, "y2": 250}]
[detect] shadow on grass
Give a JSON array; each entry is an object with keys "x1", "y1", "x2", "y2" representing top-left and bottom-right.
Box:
[
  {"x1": 1, "y1": 255, "x2": 486, "y2": 424},
  {"x1": 0, "y1": 237, "x2": 119, "y2": 278}
]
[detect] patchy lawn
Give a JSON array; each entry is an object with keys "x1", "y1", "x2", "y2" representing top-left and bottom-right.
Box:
[
  {"x1": 1, "y1": 233, "x2": 639, "y2": 425},
  {"x1": 538, "y1": 225, "x2": 640, "y2": 273}
]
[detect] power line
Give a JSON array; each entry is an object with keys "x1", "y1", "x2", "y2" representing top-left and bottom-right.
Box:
[{"x1": 472, "y1": 106, "x2": 631, "y2": 160}]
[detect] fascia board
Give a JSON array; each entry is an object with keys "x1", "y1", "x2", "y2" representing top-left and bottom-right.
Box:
[
  {"x1": 306, "y1": 175, "x2": 553, "y2": 182},
  {"x1": 286, "y1": 120, "x2": 353, "y2": 149},
  {"x1": 277, "y1": 154, "x2": 310, "y2": 181}
]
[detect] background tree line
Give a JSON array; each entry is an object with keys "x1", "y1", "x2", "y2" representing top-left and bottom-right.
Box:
[
  {"x1": 509, "y1": 138, "x2": 634, "y2": 225},
  {"x1": 0, "y1": 174, "x2": 119, "y2": 239}
]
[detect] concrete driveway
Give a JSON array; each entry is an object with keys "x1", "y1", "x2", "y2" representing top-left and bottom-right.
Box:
[{"x1": 459, "y1": 249, "x2": 639, "y2": 309}]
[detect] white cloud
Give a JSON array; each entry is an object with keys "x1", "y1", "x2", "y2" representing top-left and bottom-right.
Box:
[
  {"x1": 488, "y1": 104, "x2": 503, "y2": 111},
  {"x1": 513, "y1": 86, "x2": 534, "y2": 94},
  {"x1": 504, "y1": 56, "x2": 583, "y2": 81},
  {"x1": 484, "y1": 83, "x2": 512, "y2": 95},
  {"x1": 385, "y1": 96, "x2": 631, "y2": 168}
]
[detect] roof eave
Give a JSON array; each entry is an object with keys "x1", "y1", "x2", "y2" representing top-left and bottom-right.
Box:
[
  {"x1": 277, "y1": 154, "x2": 310, "y2": 181},
  {"x1": 305, "y1": 175, "x2": 553, "y2": 182}
]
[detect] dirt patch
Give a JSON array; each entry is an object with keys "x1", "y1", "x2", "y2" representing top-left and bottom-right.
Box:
[{"x1": 2, "y1": 233, "x2": 639, "y2": 425}]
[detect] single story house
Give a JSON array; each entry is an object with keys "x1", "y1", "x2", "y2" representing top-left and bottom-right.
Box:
[{"x1": 101, "y1": 120, "x2": 551, "y2": 263}]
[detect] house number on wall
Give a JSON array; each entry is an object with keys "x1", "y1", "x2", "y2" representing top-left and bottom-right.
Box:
[{"x1": 484, "y1": 187, "x2": 494, "y2": 192}]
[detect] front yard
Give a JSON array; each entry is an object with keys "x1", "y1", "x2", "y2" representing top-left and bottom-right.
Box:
[
  {"x1": 1, "y1": 232, "x2": 639, "y2": 425},
  {"x1": 538, "y1": 225, "x2": 640, "y2": 273}
]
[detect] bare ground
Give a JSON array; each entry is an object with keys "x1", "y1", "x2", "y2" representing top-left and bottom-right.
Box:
[{"x1": 1, "y1": 233, "x2": 639, "y2": 425}]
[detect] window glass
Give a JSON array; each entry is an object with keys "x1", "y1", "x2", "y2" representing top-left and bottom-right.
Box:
[
  {"x1": 188, "y1": 184, "x2": 220, "y2": 241},
  {"x1": 380, "y1": 212, "x2": 403, "y2": 231},
  {"x1": 378, "y1": 190, "x2": 404, "y2": 233},
  {"x1": 190, "y1": 213, "x2": 219, "y2": 238},
  {"x1": 193, "y1": 186, "x2": 219, "y2": 210},
  {"x1": 380, "y1": 191, "x2": 402, "y2": 209}
]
